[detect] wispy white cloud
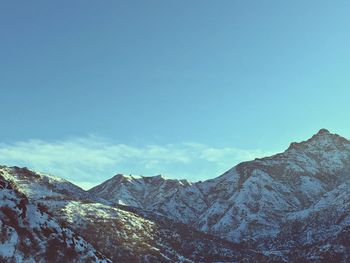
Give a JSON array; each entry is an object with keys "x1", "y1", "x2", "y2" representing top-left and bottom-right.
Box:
[{"x1": 0, "y1": 136, "x2": 277, "y2": 189}]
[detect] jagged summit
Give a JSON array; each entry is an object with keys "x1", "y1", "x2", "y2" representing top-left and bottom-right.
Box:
[
  {"x1": 316, "y1": 128, "x2": 331, "y2": 135},
  {"x1": 88, "y1": 172, "x2": 193, "y2": 210},
  {"x1": 107, "y1": 173, "x2": 190, "y2": 185},
  {"x1": 286, "y1": 128, "x2": 349, "y2": 152},
  {"x1": 108, "y1": 173, "x2": 185, "y2": 184},
  {"x1": 110, "y1": 173, "x2": 143, "y2": 181}
]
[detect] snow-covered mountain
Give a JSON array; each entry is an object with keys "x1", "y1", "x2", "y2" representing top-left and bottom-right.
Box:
[
  {"x1": 0, "y1": 173, "x2": 111, "y2": 263},
  {"x1": 0, "y1": 166, "x2": 266, "y2": 262},
  {"x1": 88, "y1": 174, "x2": 205, "y2": 224},
  {"x1": 89, "y1": 129, "x2": 350, "y2": 261},
  {"x1": 3, "y1": 128, "x2": 350, "y2": 262}
]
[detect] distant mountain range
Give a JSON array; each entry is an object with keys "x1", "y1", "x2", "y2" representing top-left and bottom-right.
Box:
[{"x1": 2, "y1": 129, "x2": 350, "y2": 262}]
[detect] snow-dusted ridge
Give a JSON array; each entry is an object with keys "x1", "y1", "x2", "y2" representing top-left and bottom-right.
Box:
[
  {"x1": 0, "y1": 173, "x2": 111, "y2": 263},
  {"x1": 89, "y1": 129, "x2": 350, "y2": 261},
  {"x1": 0, "y1": 166, "x2": 266, "y2": 262},
  {"x1": 3, "y1": 129, "x2": 350, "y2": 261}
]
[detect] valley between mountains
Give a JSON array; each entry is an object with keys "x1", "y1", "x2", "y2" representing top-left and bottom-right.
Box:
[{"x1": 2, "y1": 129, "x2": 350, "y2": 262}]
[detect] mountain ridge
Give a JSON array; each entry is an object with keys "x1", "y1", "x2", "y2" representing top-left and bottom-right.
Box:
[
  {"x1": 0, "y1": 166, "x2": 270, "y2": 262},
  {"x1": 2, "y1": 129, "x2": 350, "y2": 262},
  {"x1": 89, "y1": 129, "x2": 350, "y2": 244},
  {"x1": 93, "y1": 128, "x2": 348, "y2": 185}
]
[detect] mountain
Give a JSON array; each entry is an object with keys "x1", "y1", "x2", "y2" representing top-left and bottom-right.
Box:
[
  {"x1": 0, "y1": 173, "x2": 111, "y2": 263},
  {"x1": 0, "y1": 166, "x2": 267, "y2": 262},
  {"x1": 3, "y1": 128, "x2": 350, "y2": 262},
  {"x1": 88, "y1": 174, "x2": 206, "y2": 224},
  {"x1": 89, "y1": 129, "x2": 350, "y2": 261}
]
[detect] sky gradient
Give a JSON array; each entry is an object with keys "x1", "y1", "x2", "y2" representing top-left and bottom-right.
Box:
[{"x1": 1, "y1": 1, "x2": 350, "y2": 188}]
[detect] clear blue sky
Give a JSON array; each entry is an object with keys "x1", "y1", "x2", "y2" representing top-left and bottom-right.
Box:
[{"x1": 1, "y1": 1, "x2": 350, "y2": 187}]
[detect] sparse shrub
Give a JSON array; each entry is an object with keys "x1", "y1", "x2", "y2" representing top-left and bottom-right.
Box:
[
  {"x1": 41, "y1": 227, "x2": 55, "y2": 238},
  {"x1": 0, "y1": 179, "x2": 6, "y2": 189},
  {"x1": 18, "y1": 237, "x2": 34, "y2": 259},
  {"x1": 58, "y1": 219, "x2": 69, "y2": 229},
  {"x1": 63, "y1": 247, "x2": 78, "y2": 261},
  {"x1": 37, "y1": 203, "x2": 51, "y2": 215},
  {"x1": 1, "y1": 206, "x2": 18, "y2": 228},
  {"x1": 45, "y1": 238, "x2": 64, "y2": 262}
]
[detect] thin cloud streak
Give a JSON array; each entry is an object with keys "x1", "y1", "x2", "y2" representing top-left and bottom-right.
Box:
[{"x1": 0, "y1": 136, "x2": 277, "y2": 189}]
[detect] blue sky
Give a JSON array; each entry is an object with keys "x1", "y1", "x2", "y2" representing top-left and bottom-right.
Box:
[{"x1": 1, "y1": 1, "x2": 350, "y2": 188}]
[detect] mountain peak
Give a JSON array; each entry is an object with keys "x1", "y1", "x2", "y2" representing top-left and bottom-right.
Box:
[
  {"x1": 316, "y1": 128, "x2": 331, "y2": 135},
  {"x1": 309, "y1": 128, "x2": 342, "y2": 142},
  {"x1": 286, "y1": 129, "x2": 349, "y2": 152}
]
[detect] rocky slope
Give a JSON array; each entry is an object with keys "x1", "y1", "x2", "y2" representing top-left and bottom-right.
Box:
[
  {"x1": 88, "y1": 174, "x2": 206, "y2": 225},
  {"x1": 89, "y1": 129, "x2": 350, "y2": 261},
  {"x1": 0, "y1": 173, "x2": 110, "y2": 263},
  {"x1": 0, "y1": 166, "x2": 266, "y2": 262}
]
